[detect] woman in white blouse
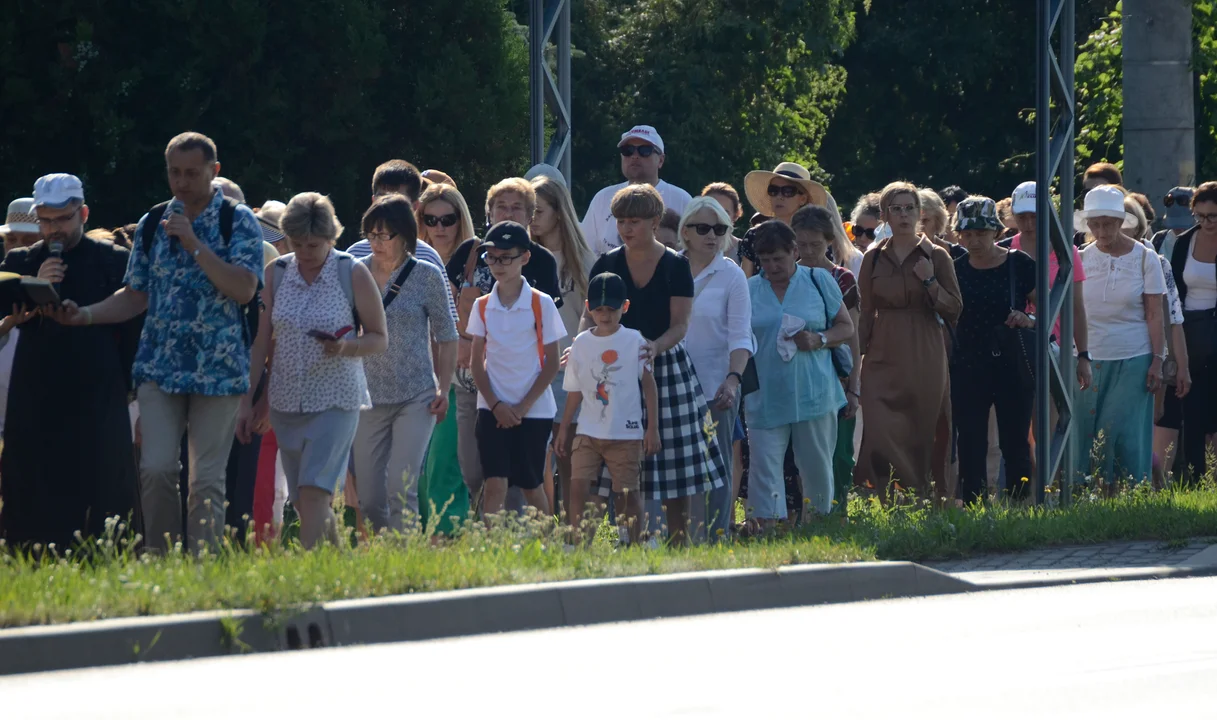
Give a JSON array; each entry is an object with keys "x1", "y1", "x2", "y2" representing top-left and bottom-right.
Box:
[
  {"x1": 680, "y1": 196, "x2": 752, "y2": 538},
  {"x1": 252, "y1": 193, "x2": 388, "y2": 548},
  {"x1": 1076, "y1": 186, "x2": 1167, "y2": 487}
]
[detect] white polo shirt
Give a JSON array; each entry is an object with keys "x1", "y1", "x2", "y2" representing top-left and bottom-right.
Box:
[
  {"x1": 466, "y1": 279, "x2": 567, "y2": 419},
  {"x1": 581, "y1": 180, "x2": 693, "y2": 256}
]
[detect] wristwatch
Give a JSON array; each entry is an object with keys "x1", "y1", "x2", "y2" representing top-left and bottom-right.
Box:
[
  {"x1": 816, "y1": 331, "x2": 828, "y2": 348},
  {"x1": 726, "y1": 371, "x2": 743, "y2": 384},
  {"x1": 1077, "y1": 351, "x2": 1092, "y2": 362},
  {"x1": 922, "y1": 275, "x2": 937, "y2": 288},
  {"x1": 192, "y1": 247, "x2": 202, "y2": 258}
]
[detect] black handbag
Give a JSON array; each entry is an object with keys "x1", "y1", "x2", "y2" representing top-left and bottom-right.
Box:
[
  {"x1": 994, "y1": 250, "x2": 1036, "y2": 389},
  {"x1": 809, "y1": 267, "x2": 854, "y2": 379}
]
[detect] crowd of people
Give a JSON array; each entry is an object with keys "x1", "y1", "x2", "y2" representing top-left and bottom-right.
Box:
[{"x1": 0, "y1": 126, "x2": 1214, "y2": 554}]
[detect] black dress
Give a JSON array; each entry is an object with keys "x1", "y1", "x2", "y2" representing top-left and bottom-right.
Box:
[{"x1": 0, "y1": 238, "x2": 141, "y2": 551}]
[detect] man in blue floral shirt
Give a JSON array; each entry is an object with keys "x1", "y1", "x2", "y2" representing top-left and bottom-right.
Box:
[{"x1": 59, "y1": 132, "x2": 264, "y2": 554}]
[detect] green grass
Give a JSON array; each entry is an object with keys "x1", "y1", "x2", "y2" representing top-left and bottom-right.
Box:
[{"x1": 2, "y1": 482, "x2": 1216, "y2": 630}]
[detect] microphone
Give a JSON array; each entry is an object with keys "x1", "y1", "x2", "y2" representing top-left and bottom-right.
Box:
[
  {"x1": 167, "y1": 199, "x2": 184, "y2": 252},
  {"x1": 48, "y1": 240, "x2": 64, "y2": 294}
]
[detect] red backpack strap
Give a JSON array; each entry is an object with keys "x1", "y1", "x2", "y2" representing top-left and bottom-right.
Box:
[
  {"x1": 531, "y1": 289, "x2": 545, "y2": 366},
  {"x1": 476, "y1": 295, "x2": 488, "y2": 332}
]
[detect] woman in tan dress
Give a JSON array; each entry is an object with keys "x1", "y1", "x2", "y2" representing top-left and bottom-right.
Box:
[{"x1": 858, "y1": 182, "x2": 963, "y2": 502}]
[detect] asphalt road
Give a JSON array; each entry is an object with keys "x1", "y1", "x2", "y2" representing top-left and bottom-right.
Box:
[{"x1": 4, "y1": 577, "x2": 1217, "y2": 719}]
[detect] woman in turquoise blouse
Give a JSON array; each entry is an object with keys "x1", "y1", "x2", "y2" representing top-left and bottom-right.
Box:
[{"x1": 744, "y1": 220, "x2": 854, "y2": 527}]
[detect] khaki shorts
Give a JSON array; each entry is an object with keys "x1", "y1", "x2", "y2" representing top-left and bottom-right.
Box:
[{"x1": 570, "y1": 435, "x2": 643, "y2": 493}]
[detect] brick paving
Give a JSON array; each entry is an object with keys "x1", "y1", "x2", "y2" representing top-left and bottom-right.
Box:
[{"x1": 928, "y1": 538, "x2": 1217, "y2": 576}]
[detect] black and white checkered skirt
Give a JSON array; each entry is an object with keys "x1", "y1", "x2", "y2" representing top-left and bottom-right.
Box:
[{"x1": 593, "y1": 345, "x2": 727, "y2": 500}]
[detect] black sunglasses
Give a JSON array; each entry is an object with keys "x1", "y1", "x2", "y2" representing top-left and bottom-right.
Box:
[
  {"x1": 619, "y1": 145, "x2": 658, "y2": 158},
  {"x1": 423, "y1": 213, "x2": 459, "y2": 228},
  {"x1": 686, "y1": 223, "x2": 730, "y2": 237},
  {"x1": 852, "y1": 225, "x2": 876, "y2": 240},
  {"x1": 767, "y1": 184, "x2": 805, "y2": 199}
]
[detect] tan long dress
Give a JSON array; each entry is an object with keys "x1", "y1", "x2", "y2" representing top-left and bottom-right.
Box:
[{"x1": 857, "y1": 236, "x2": 963, "y2": 499}]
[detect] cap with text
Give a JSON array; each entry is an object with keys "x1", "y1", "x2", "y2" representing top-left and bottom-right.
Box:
[
  {"x1": 617, "y1": 125, "x2": 665, "y2": 154},
  {"x1": 587, "y1": 272, "x2": 627, "y2": 311},
  {"x1": 481, "y1": 221, "x2": 531, "y2": 252},
  {"x1": 0, "y1": 198, "x2": 39, "y2": 234},
  {"x1": 1011, "y1": 181, "x2": 1037, "y2": 214},
  {"x1": 32, "y1": 174, "x2": 85, "y2": 209}
]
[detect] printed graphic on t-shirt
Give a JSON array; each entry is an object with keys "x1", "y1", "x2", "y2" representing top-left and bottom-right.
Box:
[{"x1": 593, "y1": 349, "x2": 622, "y2": 420}]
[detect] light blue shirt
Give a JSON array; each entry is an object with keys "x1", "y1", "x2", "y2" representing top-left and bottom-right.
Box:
[{"x1": 745, "y1": 266, "x2": 845, "y2": 430}]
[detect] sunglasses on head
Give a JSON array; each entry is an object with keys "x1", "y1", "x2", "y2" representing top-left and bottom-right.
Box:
[
  {"x1": 423, "y1": 213, "x2": 459, "y2": 228},
  {"x1": 767, "y1": 184, "x2": 805, "y2": 199},
  {"x1": 686, "y1": 223, "x2": 730, "y2": 237},
  {"x1": 619, "y1": 145, "x2": 658, "y2": 158}
]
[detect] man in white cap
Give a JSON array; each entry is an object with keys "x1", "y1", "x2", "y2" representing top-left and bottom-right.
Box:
[
  {"x1": 0, "y1": 173, "x2": 141, "y2": 551},
  {"x1": 1, "y1": 198, "x2": 41, "y2": 255},
  {"x1": 53, "y1": 132, "x2": 265, "y2": 555},
  {"x1": 580, "y1": 125, "x2": 692, "y2": 255}
]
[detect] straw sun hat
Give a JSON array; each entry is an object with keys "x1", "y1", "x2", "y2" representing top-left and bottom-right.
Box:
[{"x1": 744, "y1": 162, "x2": 829, "y2": 217}]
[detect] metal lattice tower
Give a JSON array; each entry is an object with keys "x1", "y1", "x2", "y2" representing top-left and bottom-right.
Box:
[
  {"x1": 1035, "y1": 0, "x2": 1077, "y2": 505},
  {"x1": 529, "y1": 0, "x2": 572, "y2": 183}
]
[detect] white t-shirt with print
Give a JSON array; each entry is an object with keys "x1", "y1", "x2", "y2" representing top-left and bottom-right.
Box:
[
  {"x1": 581, "y1": 180, "x2": 693, "y2": 256},
  {"x1": 466, "y1": 279, "x2": 567, "y2": 419},
  {"x1": 1081, "y1": 241, "x2": 1168, "y2": 361},
  {"x1": 563, "y1": 326, "x2": 648, "y2": 440}
]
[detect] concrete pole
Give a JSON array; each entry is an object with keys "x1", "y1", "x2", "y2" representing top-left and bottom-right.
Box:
[{"x1": 1122, "y1": 0, "x2": 1196, "y2": 223}]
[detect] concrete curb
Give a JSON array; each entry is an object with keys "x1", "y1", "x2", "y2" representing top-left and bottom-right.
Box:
[{"x1": 0, "y1": 558, "x2": 1210, "y2": 677}]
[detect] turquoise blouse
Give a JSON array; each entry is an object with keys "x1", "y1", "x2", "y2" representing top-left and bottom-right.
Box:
[{"x1": 744, "y1": 266, "x2": 846, "y2": 430}]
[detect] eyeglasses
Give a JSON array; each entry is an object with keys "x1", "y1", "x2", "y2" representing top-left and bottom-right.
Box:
[
  {"x1": 423, "y1": 213, "x2": 459, "y2": 228},
  {"x1": 364, "y1": 232, "x2": 398, "y2": 244},
  {"x1": 685, "y1": 223, "x2": 730, "y2": 237},
  {"x1": 851, "y1": 226, "x2": 876, "y2": 240},
  {"x1": 481, "y1": 251, "x2": 524, "y2": 266},
  {"x1": 767, "y1": 185, "x2": 805, "y2": 199},
  {"x1": 1194, "y1": 212, "x2": 1217, "y2": 225},
  {"x1": 887, "y1": 204, "x2": 918, "y2": 215},
  {"x1": 36, "y1": 207, "x2": 80, "y2": 229},
  {"x1": 619, "y1": 145, "x2": 658, "y2": 158}
]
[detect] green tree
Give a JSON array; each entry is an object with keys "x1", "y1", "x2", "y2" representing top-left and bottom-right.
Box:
[{"x1": 568, "y1": 0, "x2": 858, "y2": 211}]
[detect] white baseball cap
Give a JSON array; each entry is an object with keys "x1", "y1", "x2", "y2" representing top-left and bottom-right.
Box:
[
  {"x1": 525, "y1": 163, "x2": 566, "y2": 187},
  {"x1": 1011, "y1": 181, "x2": 1037, "y2": 214},
  {"x1": 618, "y1": 125, "x2": 665, "y2": 154},
  {"x1": 32, "y1": 173, "x2": 85, "y2": 208},
  {"x1": 0, "y1": 198, "x2": 39, "y2": 234}
]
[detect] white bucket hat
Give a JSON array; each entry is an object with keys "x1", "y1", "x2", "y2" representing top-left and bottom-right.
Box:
[{"x1": 1080, "y1": 185, "x2": 1137, "y2": 230}]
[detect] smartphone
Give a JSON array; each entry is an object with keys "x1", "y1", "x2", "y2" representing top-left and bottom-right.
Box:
[
  {"x1": 21, "y1": 278, "x2": 61, "y2": 307},
  {"x1": 307, "y1": 325, "x2": 353, "y2": 342}
]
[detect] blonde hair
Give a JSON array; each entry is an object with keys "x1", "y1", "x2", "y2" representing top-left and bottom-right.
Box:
[
  {"x1": 532, "y1": 177, "x2": 594, "y2": 298},
  {"x1": 918, "y1": 188, "x2": 948, "y2": 237},
  {"x1": 1124, "y1": 197, "x2": 1149, "y2": 240},
  {"x1": 679, "y1": 195, "x2": 733, "y2": 254},
  {"x1": 879, "y1": 181, "x2": 920, "y2": 214},
  {"x1": 486, "y1": 177, "x2": 536, "y2": 221},
  {"x1": 281, "y1": 192, "x2": 344, "y2": 243},
  {"x1": 610, "y1": 183, "x2": 665, "y2": 220},
  {"x1": 824, "y1": 192, "x2": 862, "y2": 269},
  {"x1": 416, "y1": 183, "x2": 476, "y2": 260}
]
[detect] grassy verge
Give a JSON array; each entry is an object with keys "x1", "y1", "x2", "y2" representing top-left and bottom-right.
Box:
[{"x1": 2, "y1": 482, "x2": 1216, "y2": 629}]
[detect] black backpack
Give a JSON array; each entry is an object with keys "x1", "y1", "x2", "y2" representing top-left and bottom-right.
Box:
[{"x1": 140, "y1": 196, "x2": 261, "y2": 345}]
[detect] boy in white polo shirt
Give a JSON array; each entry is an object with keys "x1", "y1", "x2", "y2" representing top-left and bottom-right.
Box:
[
  {"x1": 557, "y1": 272, "x2": 659, "y2": 544},
  {"x1": 468, "y1": 221, "x2": 566, "y2": 518}
]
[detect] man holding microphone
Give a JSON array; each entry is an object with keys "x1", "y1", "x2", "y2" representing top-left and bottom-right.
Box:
[
  {"x1": 0, "y1": 174, "x2": 141, "y2": 551},
  {"x1": 55, "y1": 133, "x2": 265, "y2": 554}
]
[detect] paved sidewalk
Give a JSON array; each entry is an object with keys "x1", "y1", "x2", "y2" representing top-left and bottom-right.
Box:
[{"x1": 928, "y1": 538, "x2": 1217, "y2": 586}]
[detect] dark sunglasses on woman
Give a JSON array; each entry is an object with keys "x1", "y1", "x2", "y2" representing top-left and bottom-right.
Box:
[
  {"x1": 852, "y1": 225, "x2": 876, "y2": 240},
  {"x1": 685, "y1": 223, "x2": 730, "y2": 237},
  {"x1": 767, "y1": 184, "x2": 804, "y2": 199},
  {"x1": 619, "y1": 145, "x2": 658, "y2": 158},
  {"x1": 423, "y1": 213, "x2": 460, "y2": 228}
]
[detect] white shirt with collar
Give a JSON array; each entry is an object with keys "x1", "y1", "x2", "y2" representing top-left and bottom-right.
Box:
[
  {"x1": 683, "y1": 254, "x2": 753, "y2": 403},
  {"x1": 465, "y1": 278, "x2": 567, "y2": 419},
  {"x1": 581, "y1": 180, "x2": 693, "y2": 256}
]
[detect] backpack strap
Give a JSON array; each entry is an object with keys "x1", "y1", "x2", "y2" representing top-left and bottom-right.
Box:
[
  {"x1": 334, "y1": 252, "x2": 362, "y2": 331},
  {"x1": 271, "y1": 256, "x2": 289, "y2": 303},
  {"x1": 141, "y1": 202, "x2": 171, "y2": 255},
  {"x1": 531, "y1": 288, "x2": 545, "y2": 366},
  {"x1": 476, "y1": 294, "x2": 489, "y2": 330},
  {"x1": 382, "y1": 258, "x2": 417, "y2": 310},
  {"x1": 218, "y1": 196, "x2": 237, "y2": 246}
]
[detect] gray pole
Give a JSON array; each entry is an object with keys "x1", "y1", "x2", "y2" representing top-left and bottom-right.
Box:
[
  {"x1": 1122, "y1": 0, "x2": 1196, "y2": 222},
  {"x1": 528, "y1": 0, "x2": 573, "y2": 185}
]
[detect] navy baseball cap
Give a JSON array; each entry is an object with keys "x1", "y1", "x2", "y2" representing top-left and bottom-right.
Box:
[
  {"x1": 481, "y1": 221, "x2": 531, "y2": 252},
  {"x1": 588, "y1": 272, "x2": 627, "y2": 310}
]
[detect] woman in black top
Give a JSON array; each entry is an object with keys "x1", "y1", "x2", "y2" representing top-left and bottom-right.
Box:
[
  {"x1": 950, "y1": 197, "x2": 1037, "y2": 504},
  {"x1": 583, "y1": 184, "x2": 727, "y2": 544}
]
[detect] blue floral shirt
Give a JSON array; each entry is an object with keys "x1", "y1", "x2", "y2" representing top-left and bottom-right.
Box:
[{"x1": 125, "y1": 189, "x2": 265, "y2": 396}]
